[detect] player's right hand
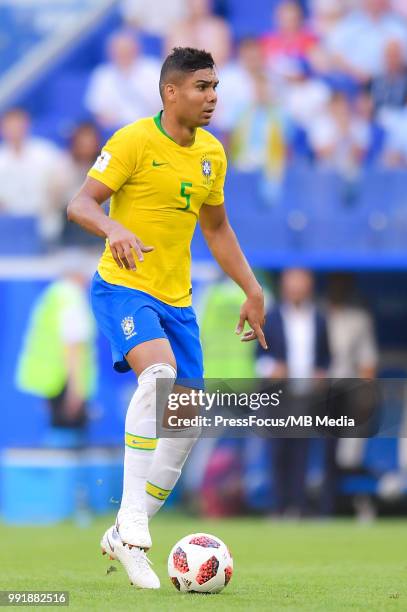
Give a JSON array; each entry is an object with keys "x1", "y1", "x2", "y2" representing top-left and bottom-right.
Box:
[{"x1": 107, "y1": 222, "x2": 154, "y2": 271}]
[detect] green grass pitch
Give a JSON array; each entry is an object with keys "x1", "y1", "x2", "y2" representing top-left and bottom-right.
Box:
[{"x1": 1, "y1": 514, "x2": 405, "y2": 611}]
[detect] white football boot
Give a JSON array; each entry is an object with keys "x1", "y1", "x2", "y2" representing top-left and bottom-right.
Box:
[
  {"x1": 100, "y1": 525, "x2": 117, "y2": 560},
  {"x1": 115, "y1": 506, "x2": 152, "y2": 549},
  {"x1": 101, "y1": 525, "x2": 160, "y2": 589}
]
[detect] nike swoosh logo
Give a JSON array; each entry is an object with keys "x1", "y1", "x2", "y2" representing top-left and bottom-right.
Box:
[{"x1": 152, "y1": 160, "x2": 168, "y2": 167}]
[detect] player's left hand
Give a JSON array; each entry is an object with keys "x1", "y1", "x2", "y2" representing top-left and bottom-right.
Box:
[{"x1": 235, "y1": 293, "x2": 268, "y2": 350}]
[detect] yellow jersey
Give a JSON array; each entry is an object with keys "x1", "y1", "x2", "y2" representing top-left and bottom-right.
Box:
[{"x1": 88, "y1": 111, "x2": 227, "y2": 306}]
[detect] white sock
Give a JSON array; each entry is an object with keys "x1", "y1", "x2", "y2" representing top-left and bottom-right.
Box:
[
  {"x1": 146, "y1": 434, "x2": 200, "y2": 518},
  {"x1": 120, "y1": 363, "x2": 176, "y2": 512}
]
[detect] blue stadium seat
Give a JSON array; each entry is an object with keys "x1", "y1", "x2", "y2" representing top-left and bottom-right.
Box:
[
  {"x1": 0, "y1": 6, "x2": 41, "y2": 75},
  {"x1": 281, "y1": 165, "x2": 345, "y2": 252},
  {"x1": 30, "y1": 72, "x2": 92, "y2": 143},
  {"x1": 357, "y1": 170, "x2": 407, "y2": 252},
  {"x1": 0, "y1": 216, "x2": 43, "y2": 255},
  {"x1": 46, "y1": 72, "x2": 90, "y2": 116},
  {"x1": 224, "y1": 0, "x2": 310, "y2": 40}
]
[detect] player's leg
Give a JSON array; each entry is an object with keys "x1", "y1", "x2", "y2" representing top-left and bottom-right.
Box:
[
  {"x1": 90, "y1": 275, "x2": 177, "y2": 587},
  {"x1": 145, "y1": 305, "x2": 203, "y2": 518},
  {"x1": 145, "y1": 384, "x2": 200, "y2": 518},
  {"x1": 101, "y1": 337, "x2": 177, "y2": 589},
  {"x1": 117, "y1": 338, "x2": 176, "y2": 544},
  {"x1": 121, "y1": 338, "x2": 176, "y2": 518}
]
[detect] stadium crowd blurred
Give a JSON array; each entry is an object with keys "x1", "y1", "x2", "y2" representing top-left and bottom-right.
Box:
[{"x1": 2, "y1": 0, "x2": 407, "y2": 243}]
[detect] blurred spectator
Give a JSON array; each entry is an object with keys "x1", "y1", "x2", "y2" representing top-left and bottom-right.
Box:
[
  {"x1": 53, "y1": 123, "x2": 102, "y2": 246},
  {"x1": 377, "y1": 99, "x2": 407, "y2": 167},
  {"x1": 325, "y1": 0, "x2": 407, "y2": 83},
  {"x1": 261, "y1": 1, "x2": 318, "y2": 74},
  {"x1": 277, "y1": 57, "x2": 331, "y2": 130},
  {"x1": 194, "y1": 276, "x2": 273, "y2": 517},
  {"x1": 84, "y1": 29, "x2": 160, "y2": 130},
  {"x1": 228, "y1": 73, "x2": 290, "y2": 201},
  {"x1": 61, "y1": 123, "x2": 101, "y2": 193},
  {"x1": 392, "y1": 0, "x2": 407, "y2": 20},
  {"x1": 200, "y1": 439, "x2": 244, "y2": 517},
  {"x1": 165, "y1": 0, "x2": 231, "y2": 67},
  {"x1": 353, "y1": 90, "x2": 385, "y2": 165},
  {"x1": 369, "y1": 39, "x2": 407, "y2": 111},
  {"x1": 214, "y1": 38, "x2": 267, "y2": 134},
  {"x1": 326, "y1": 272, "x2": 379, "y2": 519},
  {"x1": 0, "y1": 108, "x2": 64, "y2": 243},
  {"x1": 16, "y1": 257, "x2": 97, "y2": 447},
  {"x1": 200, "y1": 278, "x2": 258, "y2": 378},
  {"x1": 327, "y1": 272, "x2": 378, "y2": 379},
  {"x1": 311, "y1": 0, "x2": 346, "y2": 38},
  {"x1": 308, "y1": 0, "x2": 347, "y2": 74},
  {"x1": 307, "y1": 92, "x2": 370, "y2": 178},
  {"x1": 258, "y1": 269, "x2": 330, "y2": 384},
  {"x1": 120, "y1": 0, "x2": 187, "y2": 37},
  {"x1": 257, "y1": 269, "x2": 330, "y2": 517}
]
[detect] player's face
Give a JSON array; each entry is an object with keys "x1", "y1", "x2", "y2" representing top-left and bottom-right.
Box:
[{"x1": 176, "y1": 68, "x2": 219, "y2": 127}]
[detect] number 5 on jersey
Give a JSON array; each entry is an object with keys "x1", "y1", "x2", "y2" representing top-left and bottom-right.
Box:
[{"x1": 178, "y1": 181, "x2": 193, "y2": 211}]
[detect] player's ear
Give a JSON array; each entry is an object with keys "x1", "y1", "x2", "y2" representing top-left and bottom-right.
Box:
[{"x1": 164, "y1": 83, "x2": 177, "y2": 102}]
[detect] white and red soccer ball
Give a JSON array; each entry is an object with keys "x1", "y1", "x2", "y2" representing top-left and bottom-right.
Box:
[{"x1": 168, "y1": 533, "x2": 233, "y2": 593}]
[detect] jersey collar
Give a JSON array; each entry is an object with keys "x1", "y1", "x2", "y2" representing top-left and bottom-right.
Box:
[
  {"x1": 153, "y1": 110, "x2": 175, "y2": 142},
  {"x1": 153, "y1": 110, "x2": 196, "y2": 148}
]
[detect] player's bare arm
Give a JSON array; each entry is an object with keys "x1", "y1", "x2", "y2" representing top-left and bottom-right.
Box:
[
  {"x1": 67, "y1": 177, "x2": 153, "y2": 270},
  {"x1": 199, "y1": 202, "x2": 267, "y2": 349}
]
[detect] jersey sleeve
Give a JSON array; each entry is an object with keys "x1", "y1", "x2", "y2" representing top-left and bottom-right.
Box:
[
  {"x1": 87, "y1": 125, "x2": 138, "y2": 192},
  {"x1": 204, "y1": 144, "x2": 227, "y2": 206}
]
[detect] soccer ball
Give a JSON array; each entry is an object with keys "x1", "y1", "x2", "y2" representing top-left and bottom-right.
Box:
[{"x1": 168, "y1": 532, "x2": 233, "y2": 593}]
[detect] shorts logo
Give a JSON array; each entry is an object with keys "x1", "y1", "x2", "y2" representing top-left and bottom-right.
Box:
[
  {"x1": 93, "y1": 150, "x2": 111, "y2": 172},
  {"x1": 201, "y1": 156, "x2": 212, "y2": 185},
  {"x1": 121, "y1": 316, "x2": 137, "y2": 339}
]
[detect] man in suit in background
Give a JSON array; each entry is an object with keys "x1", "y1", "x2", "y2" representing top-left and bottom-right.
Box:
[{"x1": 257, "y1": 268, "x2": 330, "y2": 517}]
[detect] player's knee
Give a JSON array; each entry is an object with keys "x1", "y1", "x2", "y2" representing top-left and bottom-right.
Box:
[
  {"x1": 137, "y1": 363, "x2": 177, "y2": 402},
  {"x1": 138, "y1": 362, "x2": 177, "y2": 384}
]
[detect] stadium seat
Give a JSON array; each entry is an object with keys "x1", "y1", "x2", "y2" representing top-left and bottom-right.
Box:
[{"x1": 0, "y1": 216, "x2": 43, "y2": 255}]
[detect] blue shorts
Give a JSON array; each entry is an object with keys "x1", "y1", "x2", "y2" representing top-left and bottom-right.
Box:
[{"x1": 90, "y1": 272, "x2": 203, "y2": 383}]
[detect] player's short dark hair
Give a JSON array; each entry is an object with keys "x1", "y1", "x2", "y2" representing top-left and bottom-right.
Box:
[{"x1": 159, "y1": 47, "x2": 215, "y2": 100}]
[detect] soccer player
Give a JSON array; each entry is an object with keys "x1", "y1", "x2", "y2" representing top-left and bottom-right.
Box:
[{"x1": 67, "y1": 47, "x2": 266, "y2": 589}]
